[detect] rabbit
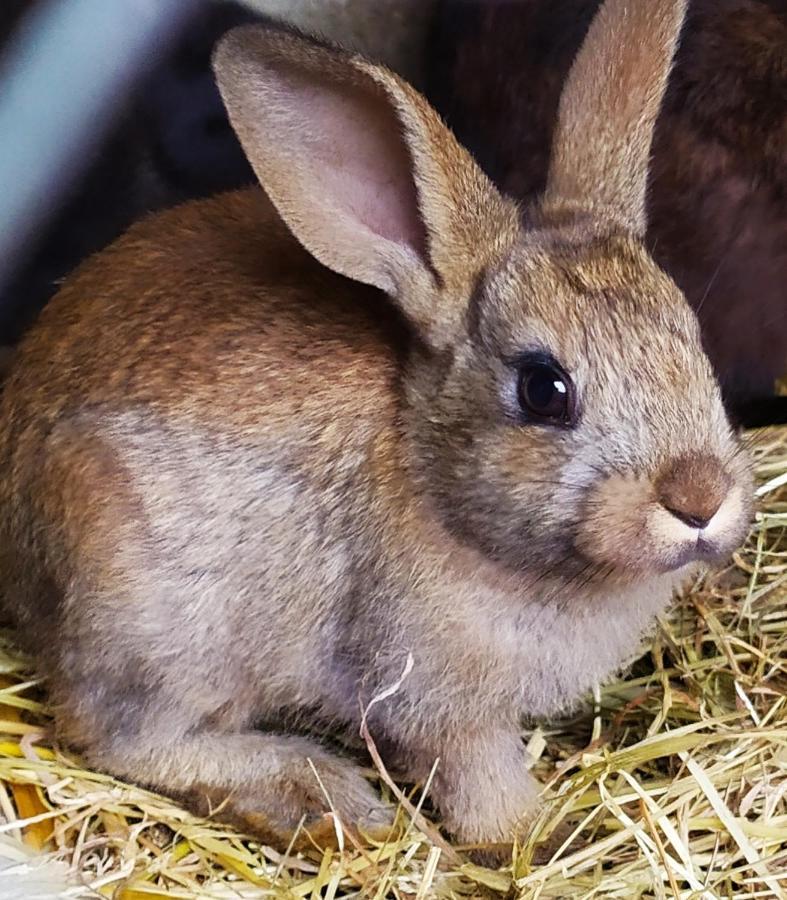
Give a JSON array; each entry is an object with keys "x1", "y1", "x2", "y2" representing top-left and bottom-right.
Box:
[
  {"x1": 426, "y1": 0, "x2": 787, "y2": 427},
  {"x1": 0, "y1": 0, "x2": 753, "y2": 857}
]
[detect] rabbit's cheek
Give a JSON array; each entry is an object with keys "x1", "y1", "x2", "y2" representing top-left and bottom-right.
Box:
[{"x1": 574, "y1": 473, "x2": 654, "y2": 573}]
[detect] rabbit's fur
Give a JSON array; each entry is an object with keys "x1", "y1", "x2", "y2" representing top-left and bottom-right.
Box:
[
  {"x1": 427, "y1": 0, "x2": 787, "y2": 416},
  {"x1": 0, "y1": 0, "x2": 752, "y2": 854}
]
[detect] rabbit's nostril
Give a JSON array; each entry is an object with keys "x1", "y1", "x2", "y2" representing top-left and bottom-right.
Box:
[
  {"x1": 656, "y1": 454, "x2": 730, "y2": 531},
  {"x1": 662, "y1": 504, "x2": 714, "y2": 530}
]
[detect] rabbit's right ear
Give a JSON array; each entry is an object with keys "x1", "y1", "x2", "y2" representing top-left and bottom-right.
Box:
[
  {"x1": 543, "y1": 0, "x2": 688, "y2": 236},
  {"x1": 213, "y1": 28, "x2": 518, "y2": 348}
]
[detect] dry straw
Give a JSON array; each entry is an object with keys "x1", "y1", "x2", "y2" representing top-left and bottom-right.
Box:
[{"x1": 0, "y1": 427, "x2": 785, "y2": 899}]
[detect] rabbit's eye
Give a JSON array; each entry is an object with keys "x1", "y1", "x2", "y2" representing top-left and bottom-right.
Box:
[{"x1": 518, "y1": 359, "x2": 576, "y2": 427}]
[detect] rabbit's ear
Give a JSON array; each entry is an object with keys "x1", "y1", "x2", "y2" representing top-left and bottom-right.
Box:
[
  {"x1": 543, "y1": 0, "x2": 687, "y2": 236},
  {"x1": 213, "y1": 28, "x2": 518, "y2": 348}
]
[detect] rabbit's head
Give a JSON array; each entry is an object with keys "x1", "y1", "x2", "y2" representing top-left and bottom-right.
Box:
[{"x1": 213, "y1": 0, "x2": 752, "y2": 587}]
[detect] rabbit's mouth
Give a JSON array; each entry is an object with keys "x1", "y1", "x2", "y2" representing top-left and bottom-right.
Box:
[{"x1": 658, "y1": 534, "x2": 737, "y2": 575}]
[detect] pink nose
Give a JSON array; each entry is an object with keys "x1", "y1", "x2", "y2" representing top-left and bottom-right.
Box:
[{"x1": 656, "y1": 455, "x2": 731, "y2": 530}]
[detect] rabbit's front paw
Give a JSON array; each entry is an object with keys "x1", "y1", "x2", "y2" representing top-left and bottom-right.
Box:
[{"x1": 431, "y1": 731, "x2": 540, "y2": 864}]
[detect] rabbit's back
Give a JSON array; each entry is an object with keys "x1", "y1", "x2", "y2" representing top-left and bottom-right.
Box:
[{"x1": 2, "y1": 189, "x2": 404, "y2": 431}]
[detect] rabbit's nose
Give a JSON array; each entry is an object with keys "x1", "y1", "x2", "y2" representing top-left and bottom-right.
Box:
[{"x1": 656, "y1": 454, "x2": 731, "y2": 530}]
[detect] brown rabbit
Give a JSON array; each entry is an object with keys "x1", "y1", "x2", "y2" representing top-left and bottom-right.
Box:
[
  {"x1": 0, "y1": 0, "x2": 752, "y2": 856},
  {"x1": 427, "y1": 0, "x2": 787, "y2": 425}
]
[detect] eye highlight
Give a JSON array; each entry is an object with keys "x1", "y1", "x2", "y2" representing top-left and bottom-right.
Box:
[{"x1": 517, "y1": 355, "x2": 577, "y2": 427}]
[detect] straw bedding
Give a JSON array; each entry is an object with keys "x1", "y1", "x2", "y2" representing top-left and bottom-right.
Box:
[{"x1": 0, "y1": 427, "x2": 785, "y2": 899}]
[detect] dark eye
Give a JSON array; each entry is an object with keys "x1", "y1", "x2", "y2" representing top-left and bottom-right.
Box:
[{"x1": 518, "y1": 360, "x2": 576, "y2": 426}]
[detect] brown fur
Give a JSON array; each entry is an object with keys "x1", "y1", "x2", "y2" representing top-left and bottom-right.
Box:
[
  {"x1": 427, "y1": 0, "x2": 787, "y2": 406},
  {"x1": 0, "y1": 0, "x2": 752, "y2": 858}
]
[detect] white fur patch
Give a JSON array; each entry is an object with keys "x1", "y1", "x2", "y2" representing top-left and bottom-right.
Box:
[{"x1": 649, "y1": 504, "x2": 699, "y2": 546}]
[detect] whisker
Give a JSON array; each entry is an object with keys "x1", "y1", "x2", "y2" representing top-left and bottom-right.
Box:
[
  {"x1": 575, "y1": 562, "x2": 607, "y2": 595},
  {"x1": 694, "y1": 256, "x2": 726, "y2": 316},
  {"x1": 526, "y1": 551, "x2": 577, "y2": 592},
  {"x1": 758, "y1": 309, "x2": 787, "y2": 329},
  {"x1": 550, "y1": 560, "x2": 598, "y2": 611}
]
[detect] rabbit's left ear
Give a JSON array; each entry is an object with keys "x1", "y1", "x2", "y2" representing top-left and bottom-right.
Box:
[
  {"x1": 213, "y1": 28, "x2": 519, "y2": 348},
  {"x1": 543, "y1": 0, "x2": 688, "y2": 236}
]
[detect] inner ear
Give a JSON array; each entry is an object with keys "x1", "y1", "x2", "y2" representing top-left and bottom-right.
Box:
[{"x1": 273, "y1": 60, "x2": 429, "y2": 259}]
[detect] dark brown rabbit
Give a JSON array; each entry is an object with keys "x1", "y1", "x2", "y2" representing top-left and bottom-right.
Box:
[
  {"x1": 427, "y1": 0, "x2": 787, "y2": 423},
  {"x1": 0, "y1": 0, "x2": 752, "y2": 858}
]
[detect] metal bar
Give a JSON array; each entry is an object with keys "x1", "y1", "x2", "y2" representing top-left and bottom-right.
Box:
[{"x1": 0, "y1": 0, "x2": 202, "y2": 294}]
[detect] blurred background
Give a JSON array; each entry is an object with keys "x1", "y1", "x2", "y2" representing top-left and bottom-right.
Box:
[{"x1": 0, "y1": 0, "x2": 784, "y2": 424}]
